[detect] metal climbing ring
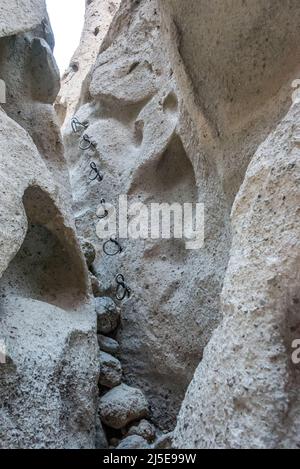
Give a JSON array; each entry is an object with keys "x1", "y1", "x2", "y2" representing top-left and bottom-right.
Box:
[
  {"x1": 115, "y1": 274, "x2": 131, "y2": 301},
  {"x1": 103, "y1": 236, "x2": 123, "y2": 256},
  {"x1": 79, "y1": 134, "x2": 96, "y2": 151},
  {"x1": 89, "y1": 162, "x2": 103, "y2": 182},
  {"x1": 96, "y1": 199, "x2": 109, "y2": 219},
  {"x1": 71, "y1": 117, "x2": 88, "y2": 134}
]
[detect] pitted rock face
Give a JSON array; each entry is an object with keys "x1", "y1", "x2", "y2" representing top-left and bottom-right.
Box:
[
  {"x1": 0, "y1": 1, "x2": 98, "y2": 449},
  {"x1": 96, "y1": 297, "x2": 120, "y2": 334},
  {"x1": 0, "y1": 0, "x2": 47, "y2": 38},
  {"x1": 99, "y1": 351, "x2": 122, "y2": 388},
  {"x1": 60, "y1": 0, "x2": 300, "y2": 434},
  {"x1": 56, "y1": 0, "x2": 121, "y2": 127},
  {"x1": 173, "y1": 100, "x2": 300, "y2": 449}
]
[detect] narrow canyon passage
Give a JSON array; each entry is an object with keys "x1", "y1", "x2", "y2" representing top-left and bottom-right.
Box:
[{"x1": 0, "y1": 0, "x2": 300, "y2": 450}]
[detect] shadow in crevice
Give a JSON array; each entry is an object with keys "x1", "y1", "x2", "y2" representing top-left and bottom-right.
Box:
[
  {"x1": 128, "y1": 132, "x2": 197, "y2": 204},
  {"x1": 0, "y1": 186, "x2": 86, "y2": 311}
]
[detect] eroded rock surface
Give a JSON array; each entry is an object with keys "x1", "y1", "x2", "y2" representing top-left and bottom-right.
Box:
[
  {"x1": 61, "y1": 0, "x2": 300, "y2": 435},
  {"x1": 56, "y1": 0, "x2": 121, "y2": 127},
  {"x1": 99, "y1": 351, "x2": 122, "y2": 388},
  {"x1": 0, "y1": 2, "x2": 98, "y2": 449},
  {"x1": 99, "y1": 383, "x2": 149, "y2": 429},
  {"x1": 173, "y1": 98, "x2": 300, "y2": 449}
]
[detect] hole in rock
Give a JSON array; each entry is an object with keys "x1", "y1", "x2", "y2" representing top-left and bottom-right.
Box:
[
  {"x1": 0, "y1": 186, "x2": 85, "y2": 311},
  {"x1": 163, "y1": 91, "x2": 178, "y2": 113},
  {"x1": 129, "y1": 133, "x2": 197, "y2": 203},
  {"x1": 128, "y1": 61, "x2": 140, "y2": 75}
]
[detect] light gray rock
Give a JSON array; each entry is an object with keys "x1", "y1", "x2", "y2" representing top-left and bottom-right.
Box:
[
  {"x1": 99, "y1": 383, "x2": 149, "y2": 429},
  {"x1": 0, "y1": 0, "x2": 47, "y2": 38},
  {"x1": 117, "y1": 435, "x2": 151, "y2": 450},
  {"x1": 0, "y1": 1, "x2": 98, "y2": 448},
  {"x1": 99, "y1": 351, "x2": 122, "y2": 388},
  {"x1": 98, "y1": 335, "x2": 120, "y2": 355},
  {"x1": 173, "y1": 98, "x2": 300, "y2": 449},
  {"x1": 127, "y1": 419, "x2": 156, "y2": 443},
  {"x1": 56, "y1": 0, "x2": 121, "y2": 127},
  {"x1": 96, "y1": 297, "x2": 120, "y2": 334},
  {"x1": 60, "y1": 0, "x2": 300, "y2": 443}
]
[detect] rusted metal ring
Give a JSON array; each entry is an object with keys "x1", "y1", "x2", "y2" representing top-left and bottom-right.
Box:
[
  {"x1": 115, "y1": 274, "x2": 131, "y2": 301},
  {"x1": 89, "y1": 162, "x2": 103, "y2": 182},
  {"x1": 79, "y1": 134, "x2": 96, "y2": 151},
  {"x1": 71, "y1": 117, "x2": 88, "y2": 134},
  {"x1": 103, "y1": 237, "x2": 123, "y2": 256}
]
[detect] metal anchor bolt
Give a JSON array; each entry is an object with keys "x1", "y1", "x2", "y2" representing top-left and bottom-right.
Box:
[{"x1": 115, "y1": 274, "x2": 131, "y2": 301}]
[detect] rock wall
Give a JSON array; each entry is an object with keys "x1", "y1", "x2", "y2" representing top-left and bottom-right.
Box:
[
  {"x1": 62, "y1": 0, "x2": 230, "y2": 430},
  {"x1": 2, "y1": 0, "x2": 298, "y2": 449},
  {"x1": 159, "y1": 0, "x2": 300, "y2": 448},
  {"x1": 61, "y1": 0, "x2": 300, "y2": 446},
  {"x1": 0, "y1": 1, "x2": 98, "y2": 449},
  {"x1": 56, "y1": 0, "x2": 121, "y2": 128},
  {"x1": 173, "y1": 93, "x2": 300, "y2": 449}
]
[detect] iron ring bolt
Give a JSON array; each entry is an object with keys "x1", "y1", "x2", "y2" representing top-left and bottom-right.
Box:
[
  {"x1": 71, "y1": 117, "x2": 89, "y2": 134},
  {"x1": 96, "y1": 199, "x2": 109, "y2": 219},
  {"x1": 115, "y1": 274, "x2": 131, "y2": 301},
  {"x1": 79, "y1": 134, "x2": 97, "y2": 151},
  {"x1": 89, "y1": 162, "x2": 103, "y2": 182},
  {"x1": 103, "y1": 236, "x2": 123, "y2": 256}
]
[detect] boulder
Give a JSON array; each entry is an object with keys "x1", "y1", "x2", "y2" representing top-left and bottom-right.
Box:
[
  {"x1": 127, "y1": 419, "x2": 156, "y2": 443},
  {"x1": 98, "y1": 335, "x2": 120, "y2": 356},
  {"x1": 117, "y1": 435, "x2": 151, "y2": 449},
  {"x1": 99, "y1": 384, "x2": 149, "y2": 429},
  {"x1": 96, "y1": 297, "x2": 120, "y2": 334},
  {"x1": 99, "y1": 351, "x2": 122, "y2": 388}
]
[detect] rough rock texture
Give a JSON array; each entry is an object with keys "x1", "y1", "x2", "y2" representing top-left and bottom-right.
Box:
[
  {"x1": 173, "y1": 97, "x2": 300, "y2": 449},
  {"x1": 56, "y1": 0, "x2": 121, "y2": 127},
  {"x1": 116, "y1": 435, "x2": 150, "y2": 449},
  {"x1": 62, "y1": 0, "x2": 226, "y2": 431},
  {"x1": 99, "y1": 351, "x2": 122, "y2": 388},
  {"x1": 154, "y1": 432, "x2": 173, "y2": 449},
  {"x1": 99, "y1": 383, "x2": 149, "y2": 429},
  {"x1": 0, "y1": 0, "x2": 48, "y2": 38},
  {"x1": 96, "y1": 297, "x2": 120, "y2": 334},
  {"x1": 127, "y1": 419, "x2": 156, "y2": 443},
  {"x1": 98, "y1": 334, "x2": 120, "y2": 355},
  {"x1": 61, "y1": 0, "x2": 300, "y2": 433},
  {"x1": 0, "y1": 2, "x2": 98, "y2": 449},
  {"x1": 80, "y1": 238, "x2": 96, "y2": 268}
]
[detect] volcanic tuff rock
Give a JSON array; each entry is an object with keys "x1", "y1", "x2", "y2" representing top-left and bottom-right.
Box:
[
  {"x1": 116, "y1": 435, "x2": 151, "y2": 449},
  {"x1": 61, "y1": 0, "x2": 300, "y2": 434},
  {"x1": 98, "y1": 334, "x2": 120, "y2": 355},
  {"x1": 127, "y1": 419, "x2": 156, "y2": 443},
  {"x1": 99, "y1": 383, "x2": 149, "y2": 429},
  {"x1": 173, "y1": 97, "x2": 300, "y2": 449},
  {"x1": 96, "y1": 297, "x2": 120, "y2": 334},
  {"x1": 99, "y1": 351, "x2": 122, "y2": 388},
  {"x1": 1, "y1": 0, "x2": 298, "y2": 451},
  {"x1": 0, "y1": 1, "x2": 98, "y2": 449},
  {"x1": 56, "y1": 0, "x2": 121, "y2": 127}
]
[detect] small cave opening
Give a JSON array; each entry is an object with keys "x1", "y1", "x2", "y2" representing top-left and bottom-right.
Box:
[{"x1": 0, "y1": 186, "x2": 86, "y2": 312}]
